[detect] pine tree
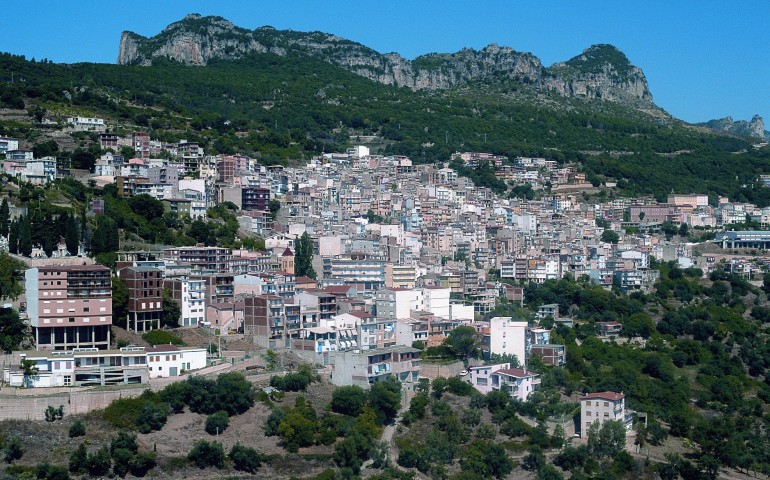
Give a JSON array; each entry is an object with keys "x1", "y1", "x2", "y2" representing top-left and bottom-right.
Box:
[
  {"x1": 18, "y1": 215, "x2": 32, "y2": 257},
  {"x1": 0, "y1": 198, "x2": 9, "y2": 237},
  {"x1": 8, "y1": 220, "x2": 18, "y2": 254}
]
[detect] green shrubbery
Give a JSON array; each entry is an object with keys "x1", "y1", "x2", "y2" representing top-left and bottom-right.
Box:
[{"x1": 102, "y1": 372, "x2": 254, "y2": 432}]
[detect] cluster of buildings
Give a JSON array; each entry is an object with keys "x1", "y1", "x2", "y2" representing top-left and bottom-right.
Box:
[{"x1": 2, "y1": 120, "x2": 767, "y2": 404}]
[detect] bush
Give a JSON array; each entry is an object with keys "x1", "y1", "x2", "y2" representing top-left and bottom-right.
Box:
[
  {"x1": 205, "y1": 410, "x2": 230, "y2": 435},
  {"x1": 129, "y1": 452, "x2": 157, "y2": 477},
  {"x1": 3, "y1": 437, "x2": 24, "y2": 463},
  {"x1": 136, "y1": 402, "x2": 168, "y2": 433},
  {"x1": 68, "y1": 419, "x2": 85, "y2": 438},
  {"x1": 44, "y1": 405, "x2": 64, "y2": 422},
  {"x1": 229, "y1": 444, "x2": 261, "y2": 473},
  {"x1": 69, "y1": 443, "x2": 88, "y2": 474},
  {"x1": 331, "y1": 385, "x2": 368, "y2": 416},
  {"x1": 37, "y1": 464, "x2": 70, "y2": 480},
  {"x1": 264, "y1": 408, "x2": 287, "y2": 436},
  {"x1": 142, "y1": 330, "x2": 183, "y2": 346},
  {"x1": 86, "y1": 446, "x2": 112, "y2": 477},
  {"x1": 112, "y1": 448, "x2": 134, "y2": 477},
  {"x1": 111, "y1": 431, "x2": 138, "y2": 454},
  {"x1": 188, "y1": 440, "x2": 225, "y2": 469}
]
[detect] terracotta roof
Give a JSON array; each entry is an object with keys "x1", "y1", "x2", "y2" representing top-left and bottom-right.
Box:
[
  {"x1": 348, "y1": 311, "x2": 373, "y2": 319},
  {"x1": 581, "y1": 391, "x2": 624, "y2": 401},
  {"x1": 323, "y1": 285, "x2": 354, "y2": 294},
  {"x1": 295, "y1": 276, "x2": 316, "y2": 284},
  {"x1": 282, "y1": 247, "x2": 294, "y2": 257}
]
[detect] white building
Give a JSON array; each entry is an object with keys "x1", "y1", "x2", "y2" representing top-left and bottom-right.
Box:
[
  {"x1": 146, "y1": 345, "x2": 207, "y2": 378},
  {"x1": 580, "y1": 391, "x2": 626, "y2": 438},
  {"x1": 67, "y1": 116, "x2": 106, "y2": 131},
  {"x1": 487, "y1": 317, "x2": 528, "y2": 365}
]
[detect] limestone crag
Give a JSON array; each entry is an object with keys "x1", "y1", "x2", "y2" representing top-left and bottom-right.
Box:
[{"x1": 117, "y1": 14, "x2": 654, "y2": 107}]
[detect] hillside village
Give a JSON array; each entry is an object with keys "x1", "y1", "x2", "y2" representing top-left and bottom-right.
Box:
[{"x1": 1, "y1": 107, "x2": 770, "y2": 480}]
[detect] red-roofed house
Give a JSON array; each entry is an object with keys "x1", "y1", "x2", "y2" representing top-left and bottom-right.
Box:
[{"x1": 580, "y1": 391, "x2": 625, "y2": 438}]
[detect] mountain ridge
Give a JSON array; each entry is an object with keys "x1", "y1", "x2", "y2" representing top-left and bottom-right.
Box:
[{"x1": 118, "y1": 14, "x2": 654, "y2": 108}]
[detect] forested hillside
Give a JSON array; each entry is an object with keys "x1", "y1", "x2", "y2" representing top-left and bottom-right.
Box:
[{"x1": 1, "y1": 50, "x2": 770, "y2": 204}]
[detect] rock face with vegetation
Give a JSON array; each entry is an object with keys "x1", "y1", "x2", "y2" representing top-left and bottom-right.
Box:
[
  {"x1": 118, "y1": 14, "x2": 654, "y2": 107},
  {"x1": 698, "y1": 114, "x2": 769, "y2": 141}
]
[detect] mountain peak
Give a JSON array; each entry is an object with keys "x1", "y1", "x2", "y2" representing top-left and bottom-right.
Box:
[{"x1": 116, "y1": 14, "x2": 656, "y2": 108}]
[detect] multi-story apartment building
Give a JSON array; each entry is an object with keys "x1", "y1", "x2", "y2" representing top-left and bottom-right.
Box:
[
  {"x1": 322, "y1": 253, "x2": 385, "y2": 291},
  {"x1": 121, "y1": 267, "x2": 163, "y2": 332},
  {"x1": 25, "y1": 265, "x2": 112, "y2": 351},
  {"x1": 490, "y1": 368, "x2": 541, "y2": 402},
  {"x1": 164, "y1": 276, "x2": 206, "y2": 327},
  {"x1": 162, "y1": 245, "x2": 232, "y2": 272},
  {"x1": 580, "y1": 391, "x2": 626, "y2": 438},
  {"x1": 244, "y1": 294, "x2": 286, "y2": 348},
  {"x1": 331, "y1": 345, "x2": 421, "y2": 388}
]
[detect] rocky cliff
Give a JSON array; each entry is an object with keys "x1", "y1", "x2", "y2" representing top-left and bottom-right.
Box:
[
  {"x1": 118, "y1": 14, "x2": 654, "y2": 106},
  {"x1": 698, "y1": 115, "x2": 769, "y2": 141}
]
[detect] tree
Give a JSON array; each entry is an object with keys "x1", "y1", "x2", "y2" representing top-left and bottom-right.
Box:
[
  {"x1": 3, "y1": 437, "x2": 24, "y2": 463},
  {"x1": 129, "y1": 451, "x2": 156, "y2": 477},
  {"x1": 111, "y1": 431, "x2": 138, "y2": 454},
  {"x1": 523, "y1": 444, "x2": 546, "y2": 471},
  {"x1": 112, "y1": 448, "x2": 134, "y2": 477},
  {"x1": 69, "y1": 443, "x2": 88, "y2": 474},
  {"x1": 112, "y1": 276, "x2": 128, "y2": 329},
  {"x1": 64, "y1": 214, "x2": 79, "y2": 255},
  {"x1": 161, "y1": 287, "x2": 181, "y2": 328},
  {"x1": 19, "y1": 214, "x2": 32, "y2": 256},
  {"x1": 443, "y1": 326, "x2": 480, "y2": 364},
  {"x1": 230, "y1": 444, "x2": 261, "y2": 473},
  {"x1": 600, "y1": 229, "x2": 620, "y2": 244},
  {"x1": 205, "y1": 410, "x2": 230, "y2": 435},
  {"x1": 69, "y1": 420, "x2": 86, "y2": 438},
  {"x1": 461, "y1": 439, "x2": 514, "y2": 479},
  {"x1": 331, "y1": 385, "x2": 368, "y2": 416},
  {"x1": 295, "y1": 232, "x2": 316, "y2": 279},
  {"x1": 587, "y1": 420, "x2": 626, "y2": 458},
  {"x1": 188, "y1": 440, "x2": 225, "y2": 469},
  {"x1": 0, "y1": 198, "x2": 9, "y2": 237},
  {"x1": 8, "y1": 218, "x2": 19, "y2": 254},
  {"x1": 86, "y1": 446, "x2": 112, "y2": 477},
  {"x1": 369, "y1": 377, "x2": 402, "y2": 425},
  {"x1": 136, "y1": 402, "x2": 168, "y2": 433},
  {"x1": 0, "y1": 307, "x2": 26, "y2": 353}
]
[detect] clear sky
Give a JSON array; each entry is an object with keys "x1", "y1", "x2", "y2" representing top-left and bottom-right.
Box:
[{"x1": 2, "y1": 1, "x2": 768, "y2": 126}]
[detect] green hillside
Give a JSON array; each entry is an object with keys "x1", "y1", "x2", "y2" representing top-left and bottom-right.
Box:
[{"x1": 1, "y1": 51, "x2": 770, "y2": 204}]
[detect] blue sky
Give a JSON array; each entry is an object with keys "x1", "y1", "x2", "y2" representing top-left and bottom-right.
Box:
[{"x1": 3, "y1": 1, "x2": 769, "y2": 126}]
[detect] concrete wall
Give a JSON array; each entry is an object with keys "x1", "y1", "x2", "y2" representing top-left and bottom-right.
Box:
[
  {"x1": 0, "y1": 386, "x2": 145, "y2": 421},
  {"x1": 419, "y1": 360, "x2": 464, "y2": 379}
]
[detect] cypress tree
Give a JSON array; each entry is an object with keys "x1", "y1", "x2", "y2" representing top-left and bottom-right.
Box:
[
  {"x1": 65, "y1": 214, "x2": 79, "y2": 255},
  {"x1": 0, "y1": 198, "x2": 9, "y2": 237},
  {"x1": 8, "y1": 219, "x2": 18, "y2": 254},
  {"x1": 19, "y1": 215, "x2": 32, "y2": 257}
]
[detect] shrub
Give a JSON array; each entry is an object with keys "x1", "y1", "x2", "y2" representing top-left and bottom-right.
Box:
[
  {"x1": 142, "y1": 330, "x2": 183, "y2": 346},
  {"x1": 86, "y1": 446, "x2": 112, "y2": 477},
  {"x1": 44, "y1": 405, "x2": 64, "y2": 422},
  {"x1": 3, "y1": 437, "x2": 24, "y2": 463},
  {"x1": 188, "y1": 440, "x2": 225, "y2": 469},
  {"x1": 111, "y1": 431, "x2": 138, "y2": 454},
  {"x1": 264, "y1": 408, "x2": 287, "y2": 436},
  {"x1": 112, "y1": 448, "x2": 133, "y2": 477},
  {"x1": 136, "y1": 402, "x2": 168, "y2": 433},
  {"x1": 69, "y1": 443, "x2": 88, "y2": 474},
  {"x1": 129, "y1": 452, "x2": 157, "y2": 477},
  {"x1": 229, "y1": 444, "x2": 261, "y2": 473},
  {"x1": 205, "y1": 410, "x2": 230, "y2": 435},
  {"x1": 68, "y1": 420, "x2": 85, "y2": 438},
  {"x1": 331, "y1": 385, "x2": 368, "y2": 416}
]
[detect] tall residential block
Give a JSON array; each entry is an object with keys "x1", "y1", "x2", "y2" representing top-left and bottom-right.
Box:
[{"x1": 25, "y1": 265, "x2": 112, "y2": 351}]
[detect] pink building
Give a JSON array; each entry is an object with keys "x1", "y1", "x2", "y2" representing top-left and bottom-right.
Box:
[{"x1": 25, "y1": 265, "x2": 113, "y2": 350}]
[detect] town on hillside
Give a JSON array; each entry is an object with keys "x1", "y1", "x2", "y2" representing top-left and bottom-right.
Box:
[{"x1": 0, "y1": 122, "x2": 769, "y2": 480}]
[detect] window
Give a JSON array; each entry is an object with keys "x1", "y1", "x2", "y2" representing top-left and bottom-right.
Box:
[
  {"x1": 604, "y1": 401, "x2": 609, "y2": 407},
  {"x1": 172, "y1": 355, "x2": 176, "y2": 360},
  {"x1": 586, "y1": 411, "x2": 591, "y2": 416},
  {"x1": 84, "y1": 308, "x2": 89, "y2": 312},
  {"x1": 69, "y1": 318, "x2": 75, "y2": 323},
  {"x1": 63, "y1": 375, "x2": 71, "y2": 386}
]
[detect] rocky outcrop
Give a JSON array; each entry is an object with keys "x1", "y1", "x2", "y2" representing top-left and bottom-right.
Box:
[
  {"x1": 698, "y1": 114, "x2": 769, "y2": 141},
  {"x1": 117, "y1": 14, "x2": 654, "y2": 107}
]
